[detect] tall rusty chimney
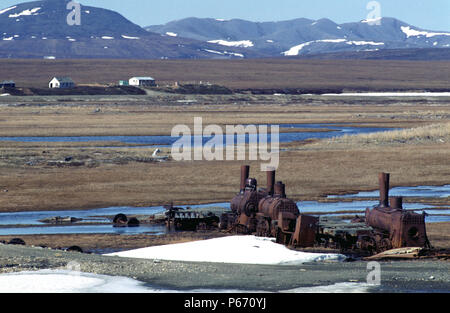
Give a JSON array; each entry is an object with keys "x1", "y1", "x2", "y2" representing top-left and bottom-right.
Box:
[
  {"x1": 379, "y1": 172, "x2": 390, "y2": 207},
  {"x1": 240, "y1": 165, "x2": 250, "y2": 191},
  {"x1": 274, "y1": 181, "x2": 286, "y2": 198},
  {"x1": 267, "y1": 168, "x2": 276, "y2": 196}
]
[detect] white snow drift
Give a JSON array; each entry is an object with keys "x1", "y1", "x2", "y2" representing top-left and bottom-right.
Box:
[
  {"x1": 401, "y1": 26, "x2": 450, "y2": 38},
  {"x1": 106, "y1": 235, "x2": 346, "y2": 265},
  {"x1": 283, "y1": 39, "x2": 385, "y2": 56},
  {"x1": 0, "y1": 270, "x2": 373, "y2": 293},
  {"x1": 208, "y1": 39, "x2": 254, "y2": 48},
  {"x1": 8, "y1": 7, "x2": 41, "y2": 18},
  {"x1": 0, "y1": 6, "x2": 17, "y2": 15}
]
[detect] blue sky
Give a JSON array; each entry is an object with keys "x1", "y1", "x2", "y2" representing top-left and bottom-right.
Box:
[{"x1": 2, "y1": 0, "x2": 450, "y2": 30}]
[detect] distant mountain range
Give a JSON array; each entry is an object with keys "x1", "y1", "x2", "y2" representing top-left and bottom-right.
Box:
[
  {"x1": 0, "y1": 0, "x2": 254, "y2": 59},
  {"x1": 1, "y1": 0, "x2": 450, "y2": 59},
  {"x1": 146, "y1": 17, "x2": 450, "y2": 57}
]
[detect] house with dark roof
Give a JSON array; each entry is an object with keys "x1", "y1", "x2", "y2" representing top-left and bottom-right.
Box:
[
  {"x1": 49, "y1": 77, "x2": 75, "y2": 89},
  {"x1": 129, "y1": 77, "x2": 156, "y2": 87}
]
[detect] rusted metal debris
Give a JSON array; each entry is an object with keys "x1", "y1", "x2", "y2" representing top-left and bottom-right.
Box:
[
  {"x1": 112, "y1": 213, "x2": 140, "y2": 228},
  {"x1": 164, "y1": 204, "x2": 220, "y2": 231}
]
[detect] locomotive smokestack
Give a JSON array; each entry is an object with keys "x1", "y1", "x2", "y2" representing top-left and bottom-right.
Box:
[
  {"x1": 390, "y1": 197, "x2": 403, "y2": 210},
  {"x1": 240, "y1": 165, "x2": 250, "y2": 191},
  {"x1": 274, "y1": 181, "x2": 286, "y2": 198},
  {"x1": 267, "y1": 168, "x2": 276, "y2": 196},
  {"x1": 379, "y1": 172, "x2": 390, "y2": 207}
]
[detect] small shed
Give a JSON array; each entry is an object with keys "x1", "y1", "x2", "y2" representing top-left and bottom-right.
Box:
[
  {"x1": 0, "y1": 80, "x2": 15, "y2": 88},
  {"x1": 129, "y1": 77, "x2": 156, "y2": 87},
  {"x1": 49, "y1": 77, "x2": 75, "y2": 89}
]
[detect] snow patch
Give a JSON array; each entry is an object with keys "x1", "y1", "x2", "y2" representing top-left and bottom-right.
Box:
[
  {"x1": 283, "y1": 39, "x2": 346, "y2": 56},
  {"x1": 346, "y1": 41, "x2": 384, "y2": 46},
  {"x1": 0, "y1": 270, "x2": 147, "y2": 293},
  {"x1": 121, "y1": 35, "x2": 140, "y2": 40},
  {"x1": 165, "y1": 32, "x2": 177, "y2": 37},
  {"x1": 361, "y1": 17, "x2": 382, "y2": 24},
  {"x1": 401, "y1": 26, "x2": 450, "y2": 38},
  {"x1": 106, "y1": 235, "x2": 346, "y2": 265},
  {"x1": 0, "y1": 6, "x2": 16, "y2": 15},
  {"x1": 9, "y1": 7, "x2": 41, "y2": 18},
  {"x1": 208, "y1": 39, "x2": 254, "y2": 48},
  {"x1": 203, "y1": 49, "x2": 244, "y2": 58},
  {"x1": 0, "y1": 270, "x2": 373, "y2": 293}
]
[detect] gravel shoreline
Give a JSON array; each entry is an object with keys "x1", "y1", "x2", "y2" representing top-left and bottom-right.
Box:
[{"x1": 1, "y1": 243, "x2": 449, "y2": 293}]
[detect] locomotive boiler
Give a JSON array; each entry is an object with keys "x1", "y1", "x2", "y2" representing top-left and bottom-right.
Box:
[
  {"x1": 256, "y1": 178, "x2": 300, "y2": 238},
  {"x1": 224, "y1": 165, "x2": 268, "y2": 233},
  {"x1": 225, "y1": 165, "x2": 316, "y2": 247},
  {"x1": 358, "y1": 172, "x2": 431, "y2": 253}
]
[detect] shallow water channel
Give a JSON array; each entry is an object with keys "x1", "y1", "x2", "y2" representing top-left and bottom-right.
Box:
[
  {"x1": 0, "y1": 190, "x2": 447, "y2": 236},
  {"x1": 0, "y1": 123, "x2": 395, "y2": 147}
]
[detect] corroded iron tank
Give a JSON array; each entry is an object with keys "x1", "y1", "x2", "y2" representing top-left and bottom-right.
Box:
[{"x1": 363, "y1": 173, "x2": 430, "y2": 251}]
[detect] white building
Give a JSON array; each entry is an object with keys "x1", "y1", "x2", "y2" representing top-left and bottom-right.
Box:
[
  {"x1": 49, "y1": 77, "x2": 75, "y2": 89},
  {"x1": 129, "y1": 77, "x2": 156, "y2": 87}
]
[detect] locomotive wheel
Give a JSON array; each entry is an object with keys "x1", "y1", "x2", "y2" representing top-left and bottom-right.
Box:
[
  {"x1": 256, "y1": 219, "x2": 270, "y2": 237},
  {"x1": 244, "y1": 204, "x2": 256, "y2": 217},
  {"x1": 377, "y1": 238, "x2": 392, "y2": 253},
  {"x1": 236, "y1": 224, "x2": 249, "y2": 234},
  {"x1": 275, "y1": 227, "x2": 284, "y2": 244},
  {"x1": 113, "y1": 213, "x2": 128, "y2": 226}
]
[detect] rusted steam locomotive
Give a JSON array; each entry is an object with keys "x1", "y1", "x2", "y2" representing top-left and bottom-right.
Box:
[
  {"x1": 357, "y1": 172, "x2": 431, "y2": 253},
  {"x1": 222, "y1": 165, "x2": 318, "y2": 248},
  {"x1": 224, "y1": 166, "x2": 431, "y2": 254}
]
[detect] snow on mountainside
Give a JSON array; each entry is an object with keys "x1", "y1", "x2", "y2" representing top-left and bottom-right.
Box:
[
  {"x1": 0, "y1": 0, "x2": 257, "y2": 59},
  {"x1": 146, "y1": 17, "x2": 450, "y2": 57}
]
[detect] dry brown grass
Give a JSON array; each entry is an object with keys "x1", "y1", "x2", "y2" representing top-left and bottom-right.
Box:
[
  {"x1": 0, "y1": 140, "x2": 449, "y2": 212},
  {"x1": 0, "y1": 102, "x2": 448, "y2": 137},
  {"x1": 1, "y1": 59, "x2": 449, "y2": 91},
  {"x1": 427, "y1": 223, "x2": 450, "y2": 249},
  {"x1": 323, "y1": 122, "x2": 450, "y2": 147}
]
